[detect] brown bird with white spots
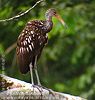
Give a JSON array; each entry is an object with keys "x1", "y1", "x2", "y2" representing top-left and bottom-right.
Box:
[{"x1": 16, "y1": 8, "x2": 68, "y2": 86}]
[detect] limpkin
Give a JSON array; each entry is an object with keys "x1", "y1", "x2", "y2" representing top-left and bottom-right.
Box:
[{"x1": 16, "y1": 8, "x2": 68, "y2": 86}]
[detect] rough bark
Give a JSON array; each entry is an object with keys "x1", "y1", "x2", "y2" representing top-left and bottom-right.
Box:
[{"x1": 0, "y1": 74, "x2": 87, "y2": 100}]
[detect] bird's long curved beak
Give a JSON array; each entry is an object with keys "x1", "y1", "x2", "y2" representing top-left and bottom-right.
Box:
[{"x1": 55, "y1": 14, "x2": 68, "y2": 29}]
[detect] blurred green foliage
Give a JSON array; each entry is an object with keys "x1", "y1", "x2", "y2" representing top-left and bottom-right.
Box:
[{"x1": 0, "y1": 0, "x2": 95, "y2": 99}]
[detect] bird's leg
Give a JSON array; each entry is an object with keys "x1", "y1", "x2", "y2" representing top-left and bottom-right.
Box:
[
  {"x1": 34, "y1": 56, "x2": 41, "y2": 86},
  {"x1": 34, "y1": 56, "x2": 55, "y2": 96},
  {"x1": 29, "y1": 63, "x2": 34, "y2": 85},
  {"x1": 29, "y1": 56, "x2": 42, "y2": 94},
  {"x1": 29, "y1": 63, "x2": 41, "y2": 95}
]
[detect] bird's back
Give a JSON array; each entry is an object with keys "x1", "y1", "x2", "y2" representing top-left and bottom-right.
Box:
[{"x1": 16, "y1": 20, "x2": 48, "y2": 74}]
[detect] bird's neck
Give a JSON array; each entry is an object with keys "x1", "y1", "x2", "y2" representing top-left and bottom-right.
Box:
[{"x1": 45, "y1": 16, "x2": 53, "y2": 33}]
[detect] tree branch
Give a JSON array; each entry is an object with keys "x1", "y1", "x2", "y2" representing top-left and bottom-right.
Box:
[
  {"x1": 0, "y1": 0, "x2": 45, "y2": 22},
  {"x1": 0, "y1": 74, "x2": 87, "y2": 100}
]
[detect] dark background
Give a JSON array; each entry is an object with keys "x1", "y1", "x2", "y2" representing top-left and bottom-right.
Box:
[{"x1": 0, "y1": 0, "x2": 95, "y2": 99}]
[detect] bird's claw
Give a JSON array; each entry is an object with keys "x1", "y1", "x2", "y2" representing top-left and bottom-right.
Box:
[
  {"x1": 31, "y1": 84, "x2": 55, "y2": 96},
  {"x1": 36, "y1": 85, "x2": 55, "y2": 96},
  {"x1": 31, "y1": 84, "x2": 42, "y2": 95}
]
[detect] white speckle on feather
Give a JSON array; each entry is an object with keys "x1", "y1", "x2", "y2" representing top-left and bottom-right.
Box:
[
  {"x1": 31, "y1": 42, "x2": 34, "y2": 48},
  {"x1": 20, "y1": 48, "x2": 21, "y2": 53},
  {"x1": 33, "y1": 35, "x2": 35, "y2": 37},
  {"x1": 28, "y1": 22, "x2": 31, "y2": 24},
  {"x1": 22, "y1": 33, "x2": 24, "y2": 36},
  {"x1": 26, "y1": 31, "x2": 28, "y2": 33},
  {"x1": 21, "y1": 47, "x2": 24, "y2": 53},
  {"x1": 28, "y1": 38, "x2": 30, "y2": 43},
  {"x1": 22, "y1": 30, "x2": 25, "y2": 32},
  {"x1": 36, "y1": 27, "x2": 38, "y2": 31},
  {"x1": 29, "y1": 36, "x2": 32, "y2": 41},
  {"x1": 31, "y1": 31, "x2": 33, "y2": 34},
  {"x1": 38, "y1": 36, "x2": 40, "y2": 39},
  {"x1": 23, "y1": 40, "x2": 27, "y2": 46},
  {"x1": 26, "y1": 38, "x2": 28, "y2": 40},
  {"x1": 29, "y1": 45, "x2": 32, "y2": 51},
  {"x1": 27, "y1": 47, "x2": 29, "y2": 52}
]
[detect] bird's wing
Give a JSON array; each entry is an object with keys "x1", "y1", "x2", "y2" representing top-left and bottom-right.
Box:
[
  {"x1": 16, "y1": 23, "x2": 36, "y2": 74},
  {"x1": 16, "y1": 20, "x2": 47, "y2": 74}
]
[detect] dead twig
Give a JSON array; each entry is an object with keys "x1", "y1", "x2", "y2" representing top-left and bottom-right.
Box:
[
  {"x1": 0, "y1": 0, "x2": 45, "y2": 22},
  {"x1": 5, "y1": 42, "x2": 17, "y2": 54}
]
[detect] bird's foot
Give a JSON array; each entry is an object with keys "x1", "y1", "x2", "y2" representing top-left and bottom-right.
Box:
[
  {"x1": 31, "y1": 84, "x2": 42, "y2": 95},
  {"x1": 36, "y1": 85, "x2": 55, "y2": 96}
]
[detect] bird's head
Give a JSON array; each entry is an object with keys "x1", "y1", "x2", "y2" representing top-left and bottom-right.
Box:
[{"x1": 46, "y1": 8, "x2": 68, "y2": 29}]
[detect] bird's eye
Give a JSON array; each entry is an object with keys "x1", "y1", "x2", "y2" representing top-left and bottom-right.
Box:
[{"x1": 54, "y1": 12, "x2": 56, "y2": 14}]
